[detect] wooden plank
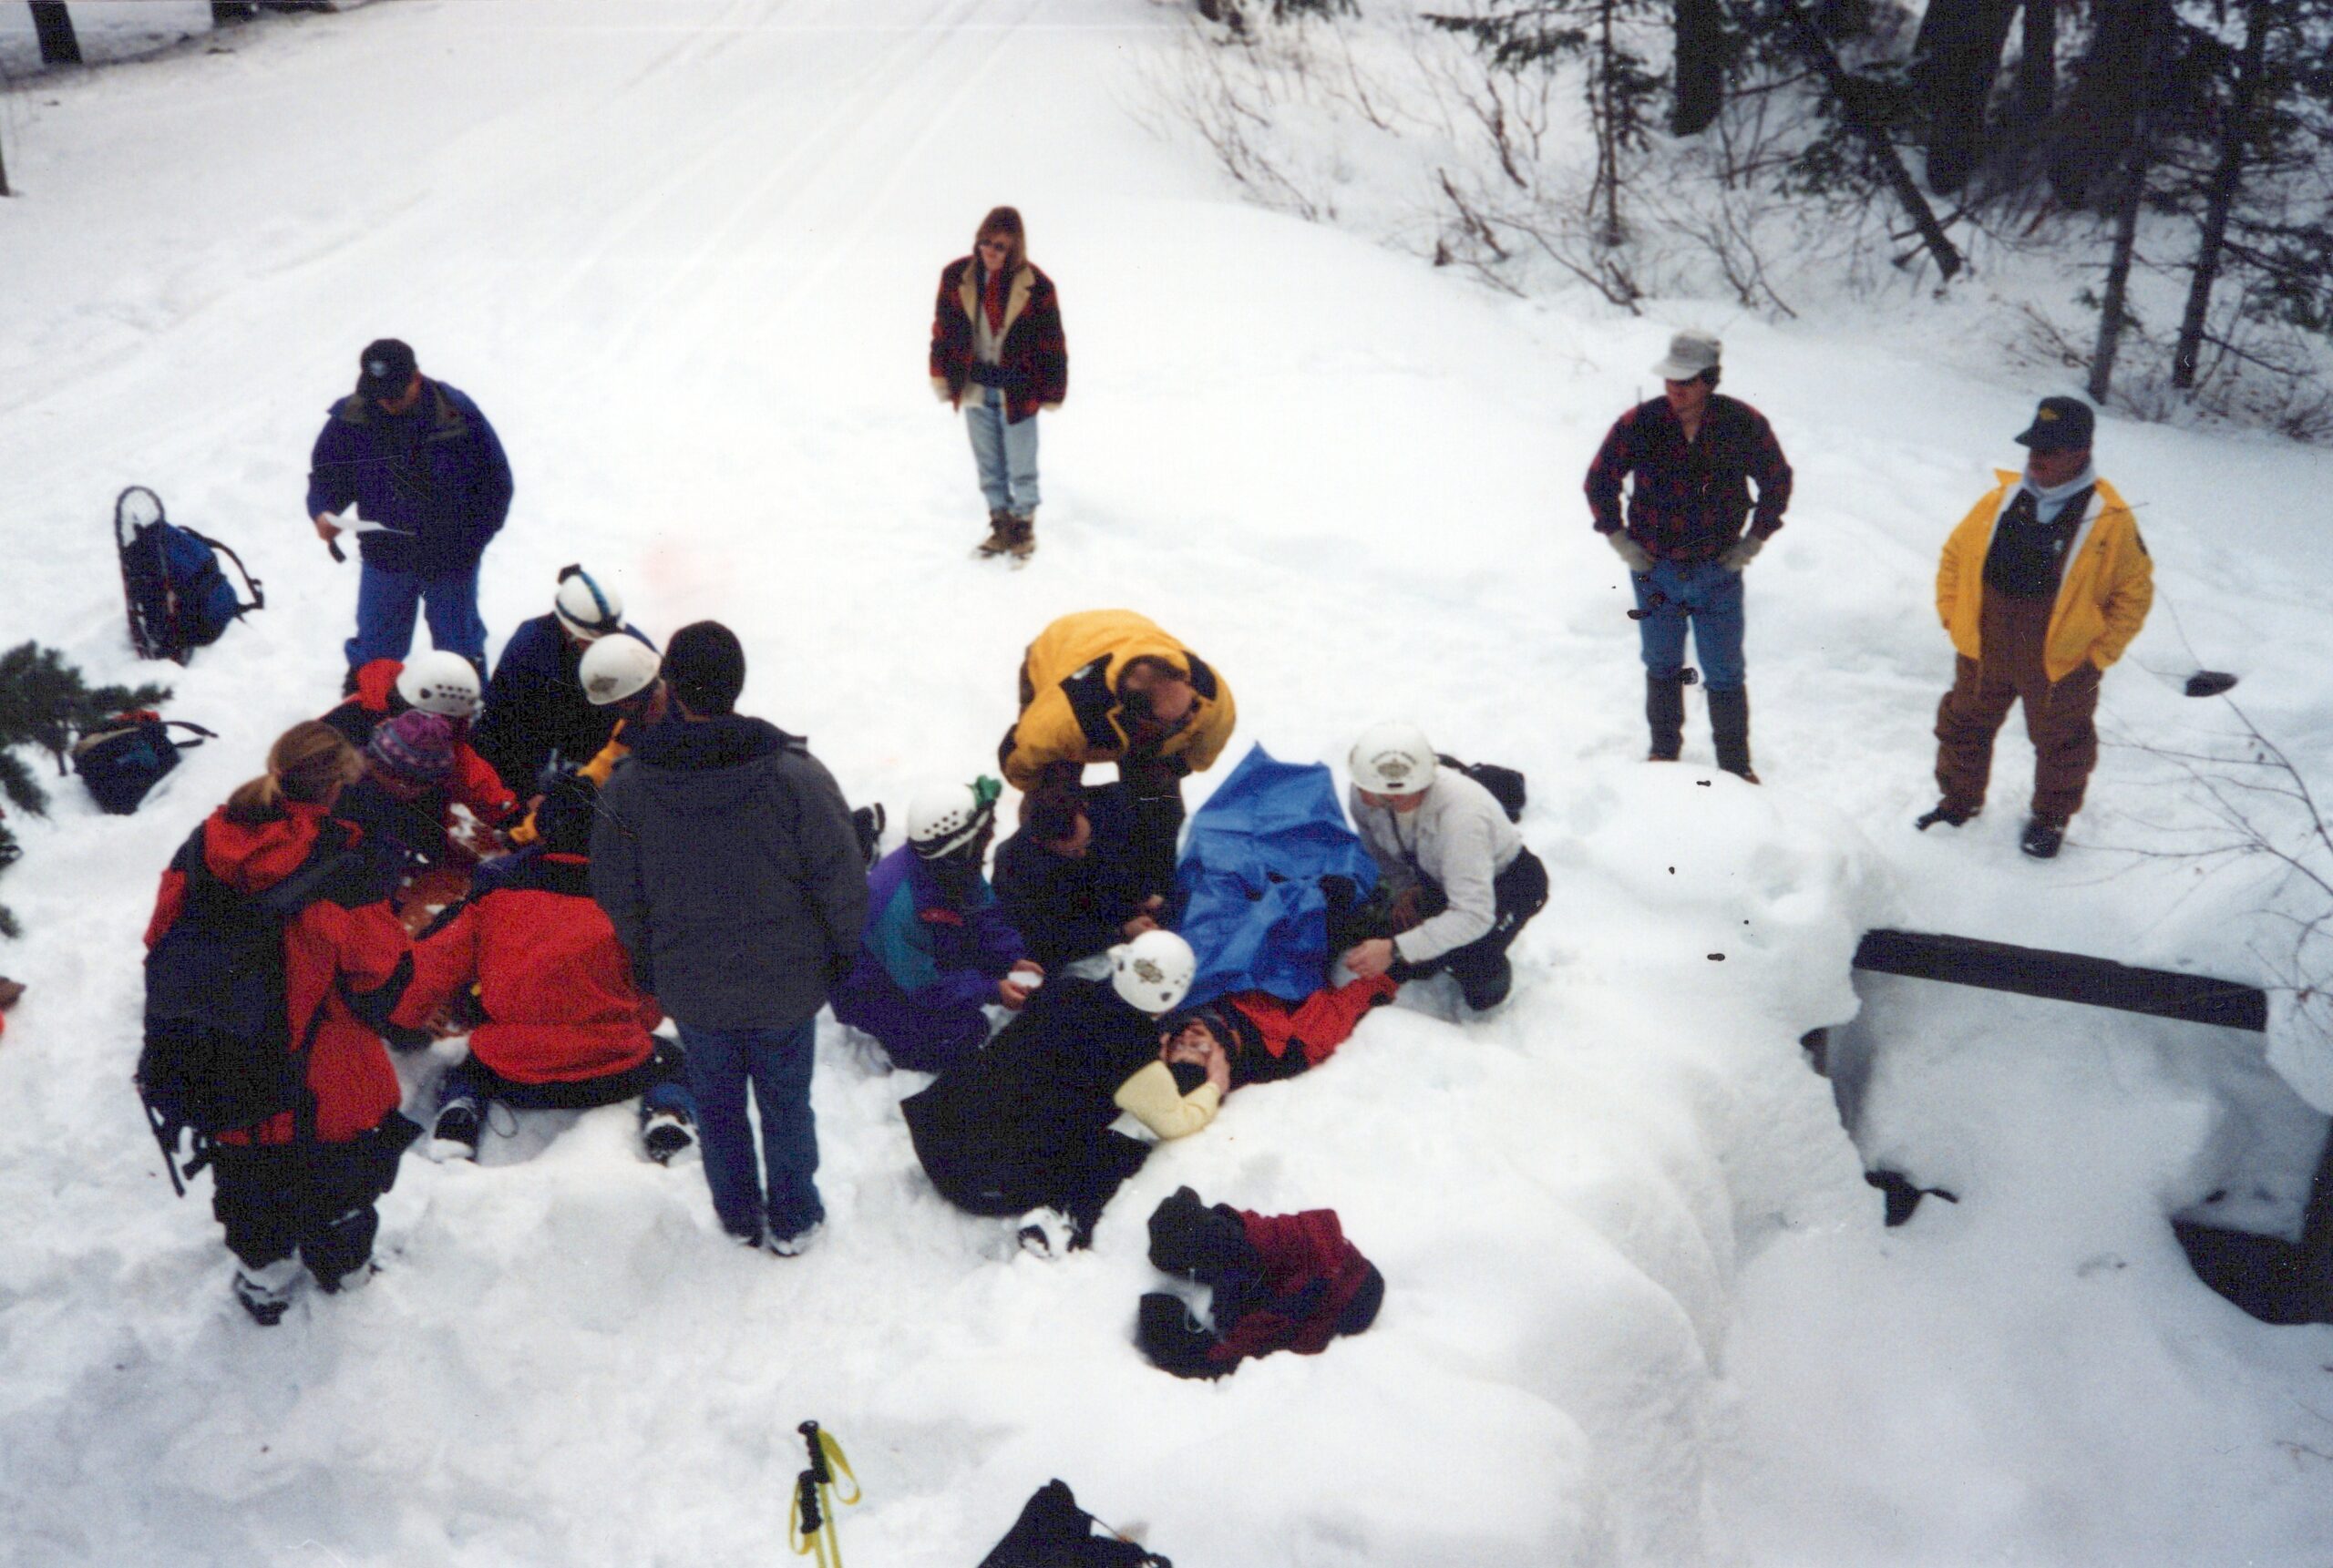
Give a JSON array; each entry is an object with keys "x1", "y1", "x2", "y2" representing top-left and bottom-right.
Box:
[{"x1": 1852, "y1": 927, "x2": 2268, "y2": 1032}]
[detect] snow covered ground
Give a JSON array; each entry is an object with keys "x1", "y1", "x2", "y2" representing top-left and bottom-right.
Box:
[{"x1": 2, "y1": 2, "x2": 2330, "y2": 1563}]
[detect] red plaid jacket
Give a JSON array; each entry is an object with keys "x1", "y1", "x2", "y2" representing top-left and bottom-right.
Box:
[
  {"x1": 929, "y1": 257, "x2": 1067, "y2": 425},
  {"x1": 1585, "y1": 394, "x2": 1793, "y2": 561}
]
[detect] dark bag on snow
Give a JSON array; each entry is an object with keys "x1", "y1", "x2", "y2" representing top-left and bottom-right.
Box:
[
  {"x1": 115, "y1": 485, "x2": 263, "y2": 664},
  {"x1": 978, "y1": 1479, "x2": 1170, "y2": 1568},
  {"x1": 71, "y1": 712, "x2": 216, "y2": 815},
  {"x1": 1437, "y1": 753, "x2": 1526, "y2": 823},
  {"x1": 139, "y1": 831, "x2": 355, "y2": 1189}
]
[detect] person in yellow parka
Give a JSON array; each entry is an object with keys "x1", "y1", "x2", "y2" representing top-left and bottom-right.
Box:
[
  {"x1": 1920, "y1": 396, "x2": 2153, "y2": 859},
  {"x1": 998, "y1": 609, "x2": 1237, "y2": 897}
]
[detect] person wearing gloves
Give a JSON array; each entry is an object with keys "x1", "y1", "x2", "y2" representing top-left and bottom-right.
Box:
[
  {"x1": 471, "y1": 564, "x2": 656, "y2": 793},
  {"x1": 829, "y1": 775, "x2": 1041, "y2": 1074},
  {"x1": 899, "y1": 929, "x2": 1205, "y2": 1257},
  {"x1": 929, "y1": 206, "x2": 1068, "y2": 559},
  {"x1": 320, "y1": 650, "x2": 518, "y2": 833},
  {"x1": 503, "y1": 632, "x2": 667, "y2": 850},
  {"x1": 998, "y1": 609, "x2": 1238, "y2": 898},
  {"x1": 1338, "y1": 723, "x2": 1549, "y2": 1013},
  {"x1": 306, "y1": 338, "x2": 513, "y2": 678},
  {"x1": 1584, "y1": 330, "x2": 1793, "y2": 781},
  {"x1": 334, "y1": 710, "x2": 498, "y2": 907},
  {"x1": 1919, "y1": 395, "x2": 2154, "y2": 859}
]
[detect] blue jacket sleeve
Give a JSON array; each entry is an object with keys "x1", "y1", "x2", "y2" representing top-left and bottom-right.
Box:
[
  {"x1": 458, "y1": 395, "x2": 515, "y2": 541},
  {"x1": 305, "y1": 414, "x2": 359, "y2": 519}
]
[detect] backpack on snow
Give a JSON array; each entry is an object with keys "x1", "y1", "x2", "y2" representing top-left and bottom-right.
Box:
[
  {"x1": 1437, "y1": 753, "x2": 1526, "y2": 823},
  {"x1": 138, "y1": 831, "x2": 353, "y2": 1193},
  {"x1": 71, "y1": 712, "x2": 216, "y2": 815},
  {"x1": 115, "y1": 485, "x2": 263, "y2": 664},
  {"x1": 977, "y1": 1479, "x2": 1170, "y2": 1568}
]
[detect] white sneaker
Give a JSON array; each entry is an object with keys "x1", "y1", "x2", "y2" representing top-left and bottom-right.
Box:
[
  {"x1": 769, "y1": 1221, "x2": 824, "y2": 1258},
  {"x1": 1016, "y1": 1207, "x2": 1075, "y2": 1259}
]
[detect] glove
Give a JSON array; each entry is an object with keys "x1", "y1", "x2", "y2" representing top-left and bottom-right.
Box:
[
  {"x1": 1720, "y1": 534, "x2": 1765, "y2": 573},
  {"x1": 1606, "y1": 530, "x2": 1655, "y2": 573}
]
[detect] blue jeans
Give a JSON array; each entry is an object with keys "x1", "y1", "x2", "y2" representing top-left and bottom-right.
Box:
[
  {"x1": 346, "y1": 560, "x2": 488, "y2": 671},
  {"x1": 674, "y1": 1019, "x2": 822, "y2": 1242},
  {"x1": 965, "y1": 387, "x2": 1041, "y2": 514},
  {"x1": 1631, "y1": 559, "x2": 1746, "y2": 693}
]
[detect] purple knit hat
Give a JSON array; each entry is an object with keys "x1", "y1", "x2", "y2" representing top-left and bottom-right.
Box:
[{"x1": 368, "y1": 710, "x2": 456, "y2": 784}]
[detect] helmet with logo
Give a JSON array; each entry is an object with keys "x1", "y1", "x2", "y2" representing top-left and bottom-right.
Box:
[
  {"x1": 579, "y1": 635, "x2": 662, "y2": 707},
  {"x1": 396, "y1": 651, "x2": 482, "y2": 721},
  {"x1": 1349, "y1": 722, "x2": 1437, "y2": 796},
  {"x1": 552, "y1": 564, "x2": 625, "y2": 641},
  {"x1": 1110, "y1": 929, "x2": 1197, "y2": 1015},
  {"x1": 906, "y1": 776, "x2": 1002, "y2": 861}
]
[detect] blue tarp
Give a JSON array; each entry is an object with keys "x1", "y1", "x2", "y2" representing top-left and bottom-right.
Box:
[{"x1": 1173, "y1": 743, "x2": 1378, "y2": 1008}]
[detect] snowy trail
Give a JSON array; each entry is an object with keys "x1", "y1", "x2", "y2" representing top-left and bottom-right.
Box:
[{"x1": 3, "y1": 3, "x2": 2331, "y2": 1564}]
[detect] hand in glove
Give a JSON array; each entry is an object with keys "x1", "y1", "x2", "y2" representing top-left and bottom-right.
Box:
[
  {"x1": 1606, "y1": 530, "x2": 1655, "y2": 574},
  {"x1": 1720, "y1": 534, "x2": 1765, "y2": 573}
]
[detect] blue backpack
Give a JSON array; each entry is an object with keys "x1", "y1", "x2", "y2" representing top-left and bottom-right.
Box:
[{"x1": 115, "y1": 485, "x2": 263, "y2": 664}]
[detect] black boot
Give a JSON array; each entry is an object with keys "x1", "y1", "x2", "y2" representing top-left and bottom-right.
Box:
[
  {"x1": 1709, "y1": 687, "x2": 1757, "y2": 783},
  {"x1": 1645, "y1": 673, "x2": 1686, "y2": 762}
]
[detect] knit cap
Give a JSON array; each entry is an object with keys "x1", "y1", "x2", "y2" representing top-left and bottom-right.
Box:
[{"x1": 368, "y1": 710, "x2": 456, "y2": 784}]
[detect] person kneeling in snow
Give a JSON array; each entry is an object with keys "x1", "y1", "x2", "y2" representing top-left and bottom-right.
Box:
[
  {"x1": 1338, "y1": 723, "x2": 1547, "y2": 1012},
  {"x1": 899, "y1": 929, "x2": 1203, "y2": 1256},
  {"x1": 992, "y1": 784, "x2": 1162, "y2": 977},
  {"x1": 829, "y1": 776, "x2": 1041, "y2": 1074},
  {"x1": 321, "y1": 650, "x2": 518, "y2": 829},
  {"x1": 334, "y1": 710, "x2": 500, "y2": 929},
  {"x1": 390, "y1": 775, "x2": 696, "y2": 1163}
]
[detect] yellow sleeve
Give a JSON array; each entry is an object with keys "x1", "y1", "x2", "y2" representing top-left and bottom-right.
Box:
[
  {"x1": 2092, "y1": 525, "x2": 2155, "y2": 669},
  {"x1": 1937, "y1": 493, "x2": 1993, "y2": 630},
  {"x1": 1113, "y1": 1061, "x2": 1221, "y2": 1140}
]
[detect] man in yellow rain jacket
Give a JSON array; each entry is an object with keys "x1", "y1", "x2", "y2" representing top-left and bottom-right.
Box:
[
  {"x1": 1920, "y1": 396, "x2": 2153, "y2": 859},
  {"x1": 999, "y1": 610, "x2": 1237, "y2": 897}
]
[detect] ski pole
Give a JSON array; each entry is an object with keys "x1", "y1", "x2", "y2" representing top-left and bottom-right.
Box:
[
  {"x1": 788, "y1": 1470, "x2": 834, "y2": 1568},
  {"x1": 138, "y1": 1089, "x2": 188, "y2": 1198},
  {"x1": 789, "y1": 1421, "x2": 860, "y2": 1565}
]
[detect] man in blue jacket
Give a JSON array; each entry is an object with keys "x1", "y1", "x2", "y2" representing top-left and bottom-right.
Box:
[{"x1": 307, "y1": 339, "x2": 514, "y2": 681}]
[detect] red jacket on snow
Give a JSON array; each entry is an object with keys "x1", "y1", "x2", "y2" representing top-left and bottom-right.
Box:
[
  {"x1": 144, "y1": 802, "x2": 413, "y2": 1143},
  {"x1": 392, "y1": 851, "x2": 660, "y2": 1085},
  {"x1": 323, "y1": 658, "x2": 518, "y2": 826}
]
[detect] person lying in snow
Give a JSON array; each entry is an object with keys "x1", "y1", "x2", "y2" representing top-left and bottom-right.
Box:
[
  {"x1": 991, "y1": 783, "x2": 1161, "y2": 976},
  {"x1": 1136, "y1": 1186, "x2": 1384, "y2": 1379},
  {"x1": 830, "y1": 776, "x2": 1040, "y2": 1074},
  {"x1": 899, "y1": 930, "x2": 1200, "y2": 1256},
  {"x1": 1151, "y1": 972, "x2": 1398, "y2": 1105},
  {"x1": 391, "y1": 775, "x2": 696, "y2": 1163}
]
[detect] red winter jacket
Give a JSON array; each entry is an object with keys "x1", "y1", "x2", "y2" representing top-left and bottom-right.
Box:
[
  {"x1": 1211, "y1": 1207, "x2": 1382, "y2": 1368},
  {"x1": 392, "y1": 851, "x2": 660, "y2": 1085},
  {"x1": 144, "y1": 803, "x2": 413, "y2": 1144},
  {"x1": 928, "y1": 258, "x2": 1067, "y2": 425},
  {"x1": 322, "y1": 659, "x2": 518, "y2": 826}
]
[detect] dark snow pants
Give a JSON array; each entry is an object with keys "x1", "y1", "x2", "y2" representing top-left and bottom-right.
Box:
[
  {"x1": 901, "y1": 1092, "x2": 1152, "y2": 1246},
  {"x1": 1933, "y1": 593, "x2": 2103, "y2": 827},
  {"x1": 209, "y1": 1113, "x2": 420, "y2": 1288},
  {"x1": 1390, "y1": 847, "x2": 1550, "y2": 1009}
]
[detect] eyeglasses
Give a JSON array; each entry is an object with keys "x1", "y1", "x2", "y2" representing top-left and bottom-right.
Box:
[{"x1": 977, "y1": 238, "x2": 1011, "y2": 252}]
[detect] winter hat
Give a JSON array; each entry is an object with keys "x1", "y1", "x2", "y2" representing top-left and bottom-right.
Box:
[
  {"x1": 357, "y1": 338, "x2": 418, "y2": 401},
  {"x1": 1650, "y1": 330, "x2": 1721, "y2": 382},
  {"x1": 368, "y1": 710, "x2": 455, "y2": 784},
  {"x1": 663, "y1": 620, "x2": 746, "y2": 715},
  {"x1": 2015, "y1": 395, "x2": 2096, "y2": 453}
]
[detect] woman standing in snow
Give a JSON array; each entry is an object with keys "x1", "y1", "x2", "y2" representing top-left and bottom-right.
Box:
[
  {"x1": 929, "y1": 206, "x2": 1067, "y2": 560},
  {"x1": 143, "y1": 723, "x2": 420, "y2": 1325}
]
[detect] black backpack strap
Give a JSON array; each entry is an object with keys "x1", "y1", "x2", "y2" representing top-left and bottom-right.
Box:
[
  {"x1": 185, "y1": 530, "x2": 265, "y2": 614},
  {"x1": 155, "y1": 720, "x2": 218, "y2": 752}
]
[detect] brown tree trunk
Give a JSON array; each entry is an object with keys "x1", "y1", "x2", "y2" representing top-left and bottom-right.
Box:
[
  {"x1": 29, "y1": 2, "x2": 81, "y2": 66},
  {"x1": 2011, "y1": 0, "x2": 2055, "y2": 135},
  {"x1": 2085, "y1": 0, "x2": 2168, "y2": 402},
  {"x1": 1673, "y1": 0, "x2": 1727, "y2": 135},
  {"x1": 1911, "y1": 0, "x2": 2021, "y2": 192},
  {"x1": 2171, "y1": 0, "x2": 2266, "y2": 390}
]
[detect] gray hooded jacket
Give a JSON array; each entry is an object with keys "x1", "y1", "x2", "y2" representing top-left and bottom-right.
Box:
[{"x1": 591, "y1": 714, "x2": 868, "y2": 1031}]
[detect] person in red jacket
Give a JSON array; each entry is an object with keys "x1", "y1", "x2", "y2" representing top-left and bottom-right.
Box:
[
  {"x1": 392, "y1": 777, "x2": 696, "y2": 1163},
  {"x1": 929, "y1": 205, "x2": 1068, "y2": 559},
  {"x1": 1155, "y1": 974, "x2": 1398, "y2": 1095},
  {"x1": 143, "y1": 723, "x2": 418, "y2": 1325},
  {"x1": 321, "y1": 650, "x2": 518, "y2": 830}
]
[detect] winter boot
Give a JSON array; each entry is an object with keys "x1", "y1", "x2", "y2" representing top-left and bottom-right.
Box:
[
  {"x1": 768, "y1": 1220, "x2": 824, "y2": 1258},
  {"x1": 430, "y1": 1098, "x2": 482, "y2": 1161},
  {"x1": 2020, "y1": 818, "x2": 2066, "y2": 859},
  {"x1": 1708, "y1": 687, "x2": 1758, "y2": 784},
  {"x1": 231, "y1": 1255, "x2": 303, "y2": 1327},
  {"x1": 641, "y1": 1108, "x2": 696, "y2": 1165},
  {"x1": 976, "y1": 507, "x2": 1013, "y2": 558},
  {"x1": 1645, "y1": 673, "x2": 1686, "y2": 762},
  {"x1": 1136, "y1": 1291, "x2": 1225, "y2": 1379},
  {"x1": 849, "y1": 804, "x2": 886, "y2": 867},
  {"x1": 1006, "y1": 510, "x2": 1036, "y2": 559},
  {"x1": 1017, "y1": 1206, "x2": 1076, "y2": 1260},
  {"x1": 1915, "y1": 801, "x2": 1978, "y2": 831}
]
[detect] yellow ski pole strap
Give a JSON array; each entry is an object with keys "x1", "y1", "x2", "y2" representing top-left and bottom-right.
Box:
[{"x1": 814, "y1": 1427, "x2": 862, "y2": 1507}]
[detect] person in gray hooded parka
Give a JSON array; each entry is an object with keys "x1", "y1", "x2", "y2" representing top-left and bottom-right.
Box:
[{"x1": 591, "y1": 621, "x2": 867, "y2": 1255}]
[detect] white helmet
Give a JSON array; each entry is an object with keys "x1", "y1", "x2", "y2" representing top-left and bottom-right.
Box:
[
  {"x1": 396, "y1": 651, "x2": 482, "y2": 720},
  {"x1": 579, "y1": 635, "x2": 662, "y2": 707},
  {"x1": 906, "y1": 776, "x2": 1001, "y2": 861},
  {"x1": 552, "y1": 564, "x2": 625, "y2": 641},
  {"x1": 1112, "y1": 929, "x2": 1197, "y2": 1015},
  {"x1": 1350, "y1": 722, "x2": 1437, "y2": 796}
]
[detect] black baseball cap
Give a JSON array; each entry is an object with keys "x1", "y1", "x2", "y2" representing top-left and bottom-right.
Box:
[
  {"x1": 357, "y1": 338, "x2": 418, "y2": 401},
  {"x1": 2014, "y1": 395, "x2": 2095, "y2": 453}
]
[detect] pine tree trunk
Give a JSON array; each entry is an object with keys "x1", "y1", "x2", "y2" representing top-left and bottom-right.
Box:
[
  {"x1": 1911, "y1": 0, "x2": 2020, "y2": 193},
  {"x1": 1673, "y1": 0, "x2": 1727, "y2": 135},
  {"x1": 2049, "y1": 0, "x2": 2155, "y2": 206},
  {"x1": 2084, "y1": 0, "x2": 2168, "y2": 402},
  {"x1": 1776, "y1": 1, "x2": 1965, "y2": 279},
  {"x1": 1595, "y1": 0, "x2": 1625, "y2": 245},
  {"x1": 2010, "y1": 0, "x2": 2054, "y2": 138},
  {"x1": 2171, "y1": 0, "x2": 2266, "y2": 391},
  {"x1": 29, "y1": 2, "x2": 81, "y2": 66}
]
